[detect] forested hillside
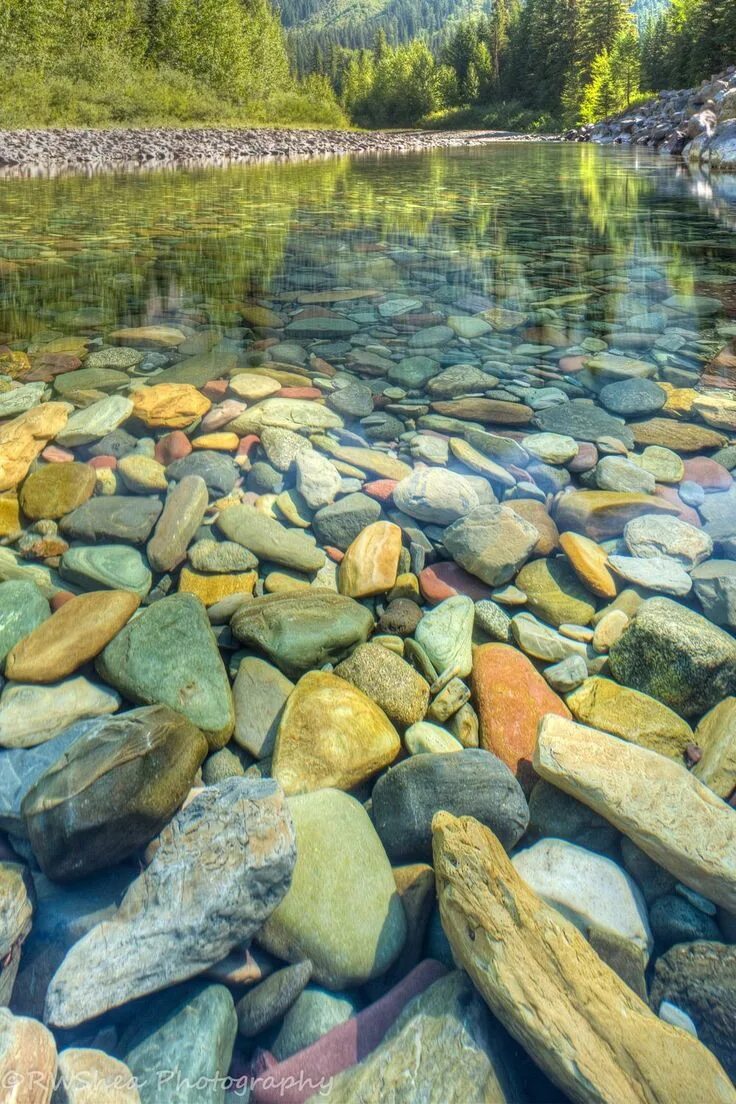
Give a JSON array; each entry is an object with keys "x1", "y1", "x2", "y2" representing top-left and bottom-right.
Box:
[{"x1": 0, "y1": 0, "x2": 346, "y2": 127}]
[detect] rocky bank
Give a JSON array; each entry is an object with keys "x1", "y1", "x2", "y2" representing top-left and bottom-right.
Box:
[
  {"x1": 567, "y1": 65, "x2": 736, "y2": 171},
  {"x1": 0, "y1": 127, "x2": 544, "y2": 175},
  {"x1": 0, "y1": 239, "x2": 734, "y2": 1101}
]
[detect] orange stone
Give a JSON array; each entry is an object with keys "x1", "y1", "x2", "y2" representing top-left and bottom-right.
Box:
[
  {"x1": 554, "y1": 490, "x2": 679, "y2": 540},
  {"x1": 559, "y1": 531, "x2": 618, "y2": 599},
  {"x1": 472, "y1": 642, "x2": 571, "y2": 791},
  {"x1": 506, "y1": 499, "x2": 559, "y2": 556},
  {"x1": 191, "y1": 432, "x2": 240, "y2": 451},
  {"x1": 338, "y1": 521, "x2": 402, "y2": 599}
]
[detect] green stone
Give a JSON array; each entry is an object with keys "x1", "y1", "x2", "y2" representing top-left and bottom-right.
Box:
[
  {"x1": 53, "y1": 367, "x2": 129, "y2": 395},
  {"x1": 96, "y1": 594, "x2": 235, "y2": 747},
  {"x1": 59, "y1": 544, "x2": 152, "y2": 598},
  {"x1": 516, "y1": 557, "x2": 597, "y2": 628},
  {"x1": 0, "y1": 580, "x2": 50, "y2": 668}
]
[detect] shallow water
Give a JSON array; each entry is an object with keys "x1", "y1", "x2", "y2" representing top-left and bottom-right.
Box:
[{"x1": 0, "y1": 143, "x2": 734, "y2": 353}]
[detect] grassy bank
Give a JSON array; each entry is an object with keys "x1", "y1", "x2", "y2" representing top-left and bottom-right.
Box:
[
  {"x1": 420, "y1": 101, "x2": 562, "y2": 135},
  {"x1": 0, "y1": 50, "x2": 349, "y2": 130}
]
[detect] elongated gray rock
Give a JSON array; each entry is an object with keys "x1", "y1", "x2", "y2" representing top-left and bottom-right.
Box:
[
  {"x1": 147, "y1": 475, "x2": 209, "y2": 574},
  {"x1": 45, "y1": 778, "x2": 296, "y2": 1027},
  {"x1": 21, "y1": 705, "x2": 208, "y2": 881},
  {"x1": 534, "y1": 714, "x2": 736, "y2": 913},
  {"x1": 432, "y1": 812, "x2": 736, "y2": 1104},
  {"x1": 217, "y1": 504, "x2": 324, "y2": 574},
  {"x1": 60, "y1": 495, "x2": 162, "y2": 545}
]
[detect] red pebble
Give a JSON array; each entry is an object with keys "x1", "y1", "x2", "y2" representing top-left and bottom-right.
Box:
[
  {"x1": 202, "y1": 379, "x2": 229, "y2": 400},
  {"x1": 236, "y1": 434, "x2": 260, "y2": 459},
  {"x1": 155, "y1": 430, "x2": 192, "y2": 465},
  {"x1": 654, "y1": 485, "x2": 702, "y2": 527},
  {"x1": 363, "y1": 479, "x2": 398, "y2": 503},
  {"x1": 567, "y1": 441, "x2": 598, "y2": 472},
  {"x1": 41, "y1": 445, "x2": 75, "y2": 463},
  {"x1": 419, "y1": 562, "x2": 493, "y2": 604},
  {"x1": 682, "y1": 457, "x2": 733, "y2": 491},
  {"x1": 325, "y1": 546, "x2": 344, "y2": 563},
  {"x1": 558, "y1": 355, "x2": 587, "y2": 374},
  {"x1": 277, "y1": 387, "x2": 322, "y2": 400},
  {"x1": 88, "y1": 455, "x2": 117, "y2": 470},
  {"x1": 51, "y1": 591, "x2": 75, "y2": 611}
]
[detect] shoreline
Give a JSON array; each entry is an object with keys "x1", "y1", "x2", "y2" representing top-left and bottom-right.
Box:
[{"x1": 0, "y1": 125, "x2": 556, "y2": 176}]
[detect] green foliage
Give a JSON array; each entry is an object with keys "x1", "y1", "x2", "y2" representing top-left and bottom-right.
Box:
[{"x1": 0, "y1": 0, "x2": 347, "y2": 128}]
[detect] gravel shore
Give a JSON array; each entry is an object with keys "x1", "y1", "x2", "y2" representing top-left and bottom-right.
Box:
[{"x1": 0, "y1": 126, "x2": 553, "y2": 175}]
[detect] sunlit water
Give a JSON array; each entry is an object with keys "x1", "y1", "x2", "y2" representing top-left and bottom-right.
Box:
[{"x1": 0, "y1": 144, "x2": 734, "y2": 360}]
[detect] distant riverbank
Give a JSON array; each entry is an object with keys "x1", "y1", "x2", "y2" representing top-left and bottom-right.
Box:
[{"x1": 0, "y1": 126, "x2": 556, "y2": 176}]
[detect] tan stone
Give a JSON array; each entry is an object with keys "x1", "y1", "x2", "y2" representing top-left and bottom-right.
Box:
[
  {"x1": 0, "y1": 1007, "x2": 57, "y2": 1104},
  {"x1": 228, "y1": 373, "x2": 281, "y2": 401},
  {"x1": 5, "y1": 590, "x2": 140, "y2": 683},
  {"x1": 505, "y1": 499, "x2": 559, "y2": 556},
  {"x1": 339, "y1": 521, "x2": 402, "y2": 598},
  {"x1": 555, "y1": 491, "x2": 679, "y2": 541},
  {"x1": 240, "y1": 305, "x2": 284, "y2": 329},
  {"x1": 534, "y1": 714, "x2": 736, "y2": 912},
  {"x1": 658, "y1": 382, "x2": 697, "y2": 417},
  {"x1": 131, "y1": 383, "x2": 211, "y2": 428},
  {"x1": 694, "y1": 698, "x2": 736, "y2": 800},
  {"x1": 109, "y1": 325, "x2": 187, "y2": 348},
  {"x1": 0, "y1": 495, "x2": 21, "y2": 536},
  {"x1": 179, "y1": 567, "x2": 256, "y2": 606},
  {"x1": 449, "y1": 438, "x2": 515, "y2": 486},
  {"x1": 692, "y1": 394, "x2": 736, "y2": 432},
  {"x1": 191, "y1": 432, "x2": 239, "y2": 451},
  {"x1": 432, "y1": 811, "x2": 736, "y2": 1104},
  {"x1": 0, "y1": 403, "x2": 72, "y2": 493},
  {"x1": 591, "y1": 609, "x2": 628, "y2": 651},
  {"x1": 559, "y1": 531, "x2": 618, "y2": 598},
  {"x1": 263, "y1": 571, "x2": 311, "y2": 594},
  {"x1": 56, "y1": 1048, "x2": 140, "y2": 1103},
  {"x1": 631, "y1": 418, "x2": 726, "y2": 452},
  {"x1": 117, "y1": 455, "x2": 168, "y2": 493},
  {"x1": 272, "y1": 670, "x2": 400, "y2": 795},
  {"x1": 312, "y1": 435, "x2": 411, "y2": 480}
]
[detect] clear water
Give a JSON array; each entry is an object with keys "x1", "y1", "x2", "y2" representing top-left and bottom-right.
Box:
[{"x1": 0, "y1": 143, "x2": 734, "y2": 353}]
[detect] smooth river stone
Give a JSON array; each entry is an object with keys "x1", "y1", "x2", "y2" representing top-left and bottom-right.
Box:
[
  {"x1": 512, "y1": 837, "x2": 652, "y2": 955},
  {"x1": 45, "y1": 778, "x2": 296, "y2": 1027},
  {"x1": 536, "y1": 714, "x2": 736, "y2": 912},
  {"x1": 0, "y1": 402, "x2": 72, "y2": 493},
  {"x1": 608, "y1": 554, "x2": 692, "y2": 596},
  {"x1": 131, "y1": 383, "x2": 211, "y2": 428},
  {"x1": 432, "y1": 812, "x2": 735, "y2": 1104},
  {"x1": 392, "y1": 467, "x2": 480, "y2": 525},
  {"x1": 631, "y1": 417, "x2": 727, "y2": 452},
  {"x1": 53, "y1": 366, "x2": 128, "y2": 395},
  {"x1": 414, "y1": 595, "x2": 473, "y2": 679},
  {"x1": 146, "y1": 475, "x2": 208, "y2": 575},
  {"x1": 231, "y1": 590, "x2": 373, "y2": 679},
  {"x1": 232, "y1": 655, "x2": 294, "y2": 759},
  {"x1": 5, "y1": 590, "x2": 139, "y2": 684},
  {"x1": 166, "y1": 450, "x2": 238, "y2": 497},
  {"x1": 472, "y1": 642, "x2": 571, "y2": 791},
  {"x1": 516, "y1": 557, "x2": 596, "y2": 627},
  {"x1": 692, "y1": 698, "x2": 736, "y2": 799},
  {"x1": 566, "y1": 676, "x2": 693, "y2": 759},
  {"x1": 228, "y1": 397, "x2": 343, "y2": 436},
  {"x1": 121, "y1": 982, "x2": 237, "y2": 1104},
  {"x1": 443, "y1": 505, "x2": 538, "y2": 586},
  {"x1": 554, "y1": 490, "x2": 679, "y2": 540},
  {"x1": 0, "y1": 677, "x2": 120, "y2": 749},
  {"x1": 97, "y1": 593, "x2": 234, "y2": 748},
  {"x1": 0, "y1": 1009, "x2": 57, "y2": 1104},
  {"x1": 55, "y1": 395, "x2": 134, "y2": 447},
  {"x1": 338, "y1": 520, "x2": 401, "y2": 598},
  {"x1": 60, "y1": 495, "x2": 163, "y2": 545},
  {"x1": 21, "y1": 704, "x2": 208, "y2": 881},
  {"x1": 152, "y1": 350, "x2": 237, "y2": 388},
  {"x1": 257, "y1": 788, "x2": 406, "y2": 989},
  {"x1": 217, "y1": 504, "x2": 324, "y2": 574},
  {"x1": 431, "y1": 398, "x2": 533, "y2": 425},
  {"x1": 19, "y1": 462, "x2": 95, "y2": 520},
  {"x1": 534, "y1": 399, "x2": 634, "y2": 447},
  {"x1": 0, "y1": 721, "x2": 98, "y2": 834},
  {"x1": 272, "y1": 670, "x2": 400, "y2": 795},
  {"x1": 623, "y1": 514, "x2": 712, "y2": 569},
  {"x1": 109, "y1": 324, "x2": 187, "y2": 348},
  {"x1": 559, "y1": 531, "x2": 617, "y2": 598},
  {"x1": 56, "y1": 1048, "x2": 140, "y2": 1104},
  {"x1": 60, "y1": 544, "x2": 152, "y2": 598},
  {"x1": 609, "y1": 596, "x2": 736, "y2": 717},
  {"x1": 0, "y1": 580, "x2": 50, "y2": 667},
  {"x1": 372, "y1": 749, "x2": 528, "y2": 863}
]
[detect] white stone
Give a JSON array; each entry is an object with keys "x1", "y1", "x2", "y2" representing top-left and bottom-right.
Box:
[
  {"x1": 294, "y1": 450, "x2": 341, "y2": 509},
  {"x1": 522, "y1": 432, "x2": 579, "y2": 464},
  {"x1": 608, "y1": 554, "x2": 693, "y2": 596},
  {"x1": 404, "y1": 721, "x2": 463, "y2": 755},
  {"x1": 512, "y1": 838, "x2": 653, "y2": 956},
  {"x1": 414, "y1": 595, "x2": 474, "y2": 679},
  {"x1": 393, "y1": 467, "x2": 480, "y2": 525}
]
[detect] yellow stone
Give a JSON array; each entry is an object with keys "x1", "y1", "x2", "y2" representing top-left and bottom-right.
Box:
[
  {"x1": 275, "y1": 490, "x2": 312, "y2": 528},
  {"x1": 179, "y1": 567, "x2": 256, "y2": 606},
  {"x1": 449, "y1": 438, "x2": 515, "y2": 485},
  {"x1": 314, "y1": 437, "x2": 412, "y2": 480},
  {"x1": 0, "y1": 351, "x2": 31, "y2": 379},
  {"x1": 238, "y1": 366, "x2": 308, "y2": 387},
  {"x1": 272, "y1": 670, "x2": 400, "y2": 795},
  {"x1": 339, "y1": 521, "x2": 402, "y2": 599},
  {"x1": 109, "y1": 325, "x2": 187, "y2": 349},
  {"x1": 658, "y1": 382, "x2": 697, "y2": 417},
  {"x1": 131, "y1": 383, "x2": 211, "y2": 428},
  {"x1": 192, "y1": 432, "x2": 240, "y2": 451},
  {"x1": 559, "y1": 531, "x2": 618, "y2": 598},
  {"x1": 240, "y1": 305, "x2": 285, "y2": 329},
  {"x1": 0, "y1": 403, "x2": 72, "y2": 493},
  {"x1": 0, "y1": 496, "x2": 20, "y2": 536},
  {"x1": 36, "y1": 336, "x2": 90, "y2": 357},
  {"x1": 264, "y1": 571, "x2": 312, "y2": 594},
  {"x1": 692, "y1": 394, "x2": 736, "y2": 432},
  {"x1": 388, "y1": 573, "x2": 420, "y2": 602}
]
